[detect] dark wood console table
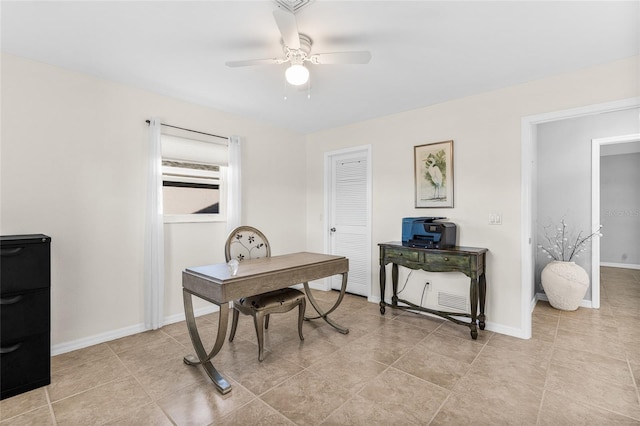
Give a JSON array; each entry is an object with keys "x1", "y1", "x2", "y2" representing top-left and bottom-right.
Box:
[{"x1": 379, "y1": 242, "x2": 487, "y2": 339}]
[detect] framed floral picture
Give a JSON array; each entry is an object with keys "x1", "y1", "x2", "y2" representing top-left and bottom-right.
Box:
[{"x1": 414, "y1": 140, "x2": 454, "y2": 208}]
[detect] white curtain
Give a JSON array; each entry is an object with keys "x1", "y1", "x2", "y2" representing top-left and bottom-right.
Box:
[
  {"x1": 226, "y1": 135, "x2": 242, "y2": 233},
  {"x1": 144, "y1": 118, "x2": 165, "y2": 329}
]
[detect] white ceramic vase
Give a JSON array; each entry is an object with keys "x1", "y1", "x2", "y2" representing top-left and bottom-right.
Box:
[{"x1": 541, "y1": 261, "x2": 589, "y2": 311}]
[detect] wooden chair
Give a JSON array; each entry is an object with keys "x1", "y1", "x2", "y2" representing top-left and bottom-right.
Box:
[{"x1": 225, "y1": 226, "x2": 305, "y2": 361}]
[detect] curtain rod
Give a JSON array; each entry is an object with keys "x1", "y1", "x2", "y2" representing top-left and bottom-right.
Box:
[{"x1": 145, "y1": 120, "x2": 228, "y2": 140}]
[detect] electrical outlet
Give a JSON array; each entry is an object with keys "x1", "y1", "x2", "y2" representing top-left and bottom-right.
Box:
[{"x1": 489, "y1": 213, "x2": 502, "y2": 225}]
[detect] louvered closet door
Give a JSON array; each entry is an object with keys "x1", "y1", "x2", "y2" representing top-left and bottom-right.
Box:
[{"x1": 329, "y1": 149, "x2": 371, "y2": 296}]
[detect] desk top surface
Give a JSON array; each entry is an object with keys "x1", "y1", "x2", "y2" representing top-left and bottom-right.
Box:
[
  {"x1": 379, "y1": 241, "x2": 487, "y2": 254},
  {"x1": 185, "y1": 251, "x2": 347, "y2": 284}
]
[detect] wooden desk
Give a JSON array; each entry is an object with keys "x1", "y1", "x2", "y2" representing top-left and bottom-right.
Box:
[
  {"x1": 182, "y1": 252, "x2": 349, "y2": 394},
  {"x1": 378, "y1": 242, "x2": 487, "y2": 339}
]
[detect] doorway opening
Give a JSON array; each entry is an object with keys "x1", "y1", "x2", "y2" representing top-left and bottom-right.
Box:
[
  {"x1": 521, "y1": 98, "x2": 639, "y2": 339},
  {"x1": 591, "y1": 134, "x2": 640, "y2": 308}
]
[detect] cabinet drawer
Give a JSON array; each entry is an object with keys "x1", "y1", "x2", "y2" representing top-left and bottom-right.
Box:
[
  {"x1": 384, "y1": 248, "x2": 421, "y2": 263},
  {"x1": 1, "y1": 289, "x2": 50, "y2": 341},
  {"x1": 423, "y1": 253, "x2": 468, "y2": 272},
  {"x1": 0, "y1": 243, "x2": 50, "y2": 294},
  {"x1": 0, "y1": 332, "x2": 50, "y2": 400}
]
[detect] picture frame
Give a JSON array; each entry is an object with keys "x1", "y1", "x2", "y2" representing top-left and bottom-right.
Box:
[{"x1": 414, "y1": 140, "x2": 454, "y2": 208}]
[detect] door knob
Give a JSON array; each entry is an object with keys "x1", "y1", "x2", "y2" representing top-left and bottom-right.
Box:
[{"x1": 330, "y1": 227, "x2": 336, "y2": 232}]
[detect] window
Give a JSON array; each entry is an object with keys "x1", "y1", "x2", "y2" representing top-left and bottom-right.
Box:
[
  {"x1": 161, "y1": 133, "x2": 228, "y2": 223},
  {"x1": 162, "y1": 160, "x2": 220, "y2": 215}
]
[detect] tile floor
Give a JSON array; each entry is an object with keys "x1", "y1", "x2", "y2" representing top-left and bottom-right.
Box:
[{"x1": 1, "y1": 267, "x2": 639, "y2": 425}]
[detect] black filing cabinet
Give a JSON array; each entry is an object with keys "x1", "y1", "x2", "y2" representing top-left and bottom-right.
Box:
[{"x1": 0, "y1": 234, "x2": 51, "y2": 400}]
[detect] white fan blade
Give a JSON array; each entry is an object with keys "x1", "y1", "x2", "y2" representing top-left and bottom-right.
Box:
[
  {"x1": 310, "y1": 51, "x2": 372, "y2": 65},
  {"x1": 225, "y1": 58, "x2": 281, "y2": 67},
  {"x1": 273, "y1": 9, "x2": 300, "y2": 49}
]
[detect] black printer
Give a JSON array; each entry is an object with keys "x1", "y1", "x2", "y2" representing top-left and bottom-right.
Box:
[{"x1": 402, "y1": 217, "x2": 457, "y2": 249}]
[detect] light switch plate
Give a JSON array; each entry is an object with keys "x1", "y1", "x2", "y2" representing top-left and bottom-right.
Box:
[{"x1": 489, "y1": 213, "x2": 502, "y2": 225}]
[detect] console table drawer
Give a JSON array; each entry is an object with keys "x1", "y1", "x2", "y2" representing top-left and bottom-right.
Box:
[
  {"x1": 422, "y1": 253, "x2": 468, "y2": 272},
  {"x1": 384, "y1": 248, "x2": 421, "y2": 263}
]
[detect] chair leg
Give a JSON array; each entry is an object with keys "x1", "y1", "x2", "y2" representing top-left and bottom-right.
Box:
[
  {"x1": 265, "y1": 314, "x2": 270, "y2": 330},
  {"x1": 229, "y1": 308, "x2": 240, "y2": 342},
  {"x1": 253, "y1": 312, "x2": 266, "y2": 362},
  {"x1": 297, "y1": 299, "x2": 306, "y2": 341}
]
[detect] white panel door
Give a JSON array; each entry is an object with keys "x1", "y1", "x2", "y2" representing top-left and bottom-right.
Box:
[{"x1": 327, "y1": 148, "x2": 371, "y2": 296}]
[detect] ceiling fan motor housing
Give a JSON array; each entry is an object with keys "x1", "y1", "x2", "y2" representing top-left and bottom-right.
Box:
[{"x1": 282, "y1": 33, "x2": 312, "y2": 65}]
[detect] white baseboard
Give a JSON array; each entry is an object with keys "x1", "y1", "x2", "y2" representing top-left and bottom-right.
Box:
[
  {"x1": 51, "y1": 304, "x2": 220, "y2": 356},
  {"x1": 600, "y1": 262, "x2": 640, "y2": 270},
  {"x1": 535, "y1": 292, "x2": 593, "y2": 309}
]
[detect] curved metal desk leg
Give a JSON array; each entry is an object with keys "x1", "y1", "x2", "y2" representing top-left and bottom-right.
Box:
[
  {"x1": 182, "y1": 289, "x2": 232, "y2": 394},
  {"x1": 302, "y1": 272, "x2": 349, "y2": 334}
]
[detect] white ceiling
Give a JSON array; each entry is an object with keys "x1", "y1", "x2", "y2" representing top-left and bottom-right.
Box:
[{"x1": 2, "y1": 1, "x2": 638, "y2": 134}]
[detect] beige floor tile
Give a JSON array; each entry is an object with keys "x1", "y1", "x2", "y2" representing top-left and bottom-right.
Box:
[
  {"x1": 332, "y1": 309, "x2": 392, "y2": 334},
  {"x1": 51, "y1": 376, "x2": 151, "y2": 425},
  {"x1": 261, "y1": 370, "x2": 353, "y2": 425},
  {"x1": 0, "y1": 388, "x2": 48, "y2": 421},
  {"x1": 436, "y1": 370, "x2": 543, "y2": 424},
  {"x1": 532, "y1": 300, "x2": 561, "y2": 318},
  {"x1": 631, "y1": 362, "x2": 640, "y2": 388},
  {"x1": 432, "y1": 391, "x2": 539, "y2": 426},
  {"x1": 550, "y1": 346, "x2": 635, "y2": 386},
  {"x1": 133, "y1": 356, "x2": 208, "y2": 400},
  {"x1": 470, "y1": 345, "x2": 549, "y2": 389},
  {"x1": 48, "y1": 352, "x2": 130, "y2": 402},
  {"x1": 545, "y1": 363, "x2": 640, "y2": 420},
  {"x1": 217, "y1": 398, "x2": 294, "y2": 425},
  {"x1": 0, "y1": 405, "x2": 54, "y2": 426},
  {"x1": 157, "y1": 379, "x2": 254, "y2": 425},
  {"x1": 337, "y1": 320, "x2": 430, "y2": 366},
  {"x1": 418, "y1": 331, "x2": 485, "y2": 364},
  {"x1": 322, "y1": 394, "x2": 411, "y2": 426},
  {"x1": 357, "y1": 367, "x2": 449, "y2": 425},
  {"x1": 435, "y1": 320, "x2": 493, "y2": 342},
  {"x1": 393, "y1": 345, "x2": 471, "y2": 389},
  {"x1": 51, "y1": 343, "x2": 114, "y2": 373},
  {"x1": 116, "y1": 336, "x2": 191, "y2": 374},
  {"x1": 555, "y1": 327, "x2": 627, "y2": 361},
  {"x1": 103, "y1": 402, "x2": 173, "y2": 425},
  {"x1": 306, "y1": 348, "x2": 387, "y2": 393},
  {"x1": 539, "y1": 390, "x2": 640, "y2": 425},
  {"x1": 277, "y1": 333, "x2": 341, "y2": 368},
  {"x1": 217, "y1": 347, "x2": 305, "y2": 396},
  {"x1": 486, "y1": 332, "x2": 554, "y2": 362},
  {"x1": 301, "y1": 321, "x2": 368, "y2": 347}
]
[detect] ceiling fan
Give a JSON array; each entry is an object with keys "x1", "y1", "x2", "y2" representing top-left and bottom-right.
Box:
[{"x1": 225, "y1": 7, "x2": 372, "y2": 86}]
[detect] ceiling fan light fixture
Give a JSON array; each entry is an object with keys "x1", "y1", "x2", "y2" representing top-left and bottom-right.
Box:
[{"x1": 285, "y1": 64, "x2": 309, "y2": 85}]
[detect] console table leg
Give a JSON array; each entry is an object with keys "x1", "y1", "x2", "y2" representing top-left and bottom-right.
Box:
[
  {"x1": 391, "y1": 263, "x2": 399, "y2": 308},
  {"x1": 379, "y1": 263, "x2": 386, "y2": 314},
  {"x1": 478, "y1": 273, "x2": 486, "y2": 330},
  {"x1": 469, "y1": 278, "x2": 479, "y2": 340}
]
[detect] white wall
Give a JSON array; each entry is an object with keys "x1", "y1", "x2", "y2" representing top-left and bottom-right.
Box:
[
  {"x1": 600, "y1": 152, "x2": 640, "y2": 266},
  {"x1": 535, "y1": 108, "x2": 640, "y2": 300},
  {"x1": 0, "y1": 53, "x2": 307, "y2": 349},
  {"x1": 306, "y1": 56, "x2": 640, "y2": 336}
]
